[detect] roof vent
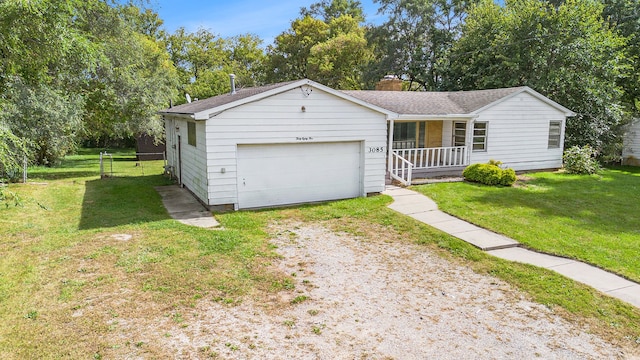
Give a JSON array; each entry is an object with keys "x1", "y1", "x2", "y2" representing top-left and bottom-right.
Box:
[{"x1": 229, "y1": 74, "x2": 237, "y2": 95}]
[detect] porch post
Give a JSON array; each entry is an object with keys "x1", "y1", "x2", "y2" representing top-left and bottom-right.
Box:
[
  {"x1": 387, "y1": 118, "x2": 394, "y2": 172},
  {"x1": 466, "y1": 119, "x2": 474, "y2": 165}
]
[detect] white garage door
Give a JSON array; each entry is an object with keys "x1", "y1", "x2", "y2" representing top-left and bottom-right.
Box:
[{"x1": 236, "y1": 142, "x2": 362, "y2": 209}]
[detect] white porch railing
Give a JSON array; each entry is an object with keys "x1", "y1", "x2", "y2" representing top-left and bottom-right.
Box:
[
  {"x1": 392, "y1": 140, "x2": 416, "y2": 149},
  {"x1": 393, "y1": 146, "x2": 469, "y2": 170},
  {"x1": 390, "y1": 151, "x2": 413, "y2": 185}
]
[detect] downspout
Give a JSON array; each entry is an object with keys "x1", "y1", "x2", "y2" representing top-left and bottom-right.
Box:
[
  {"x1": 387, "y1": 117, "x2": 395, "y2": 173},
  {"x1": 466, "y1": 119, "x2": 474, "y2": 165}
]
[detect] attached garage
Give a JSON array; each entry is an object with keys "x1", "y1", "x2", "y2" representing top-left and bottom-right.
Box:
[
  {"x1": 237, "y1": 142, "x2": 362, "y2": 209},
  {"x1": 161, "y1": 79, "x2": 394, "y2": 210}
]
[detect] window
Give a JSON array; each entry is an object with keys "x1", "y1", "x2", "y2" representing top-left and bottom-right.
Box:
[
  {"x1": 548, "y1": 121, "x2": 562, "y2": 148},
  {"x1": 453, "y1": 122, "x2": 466, "y2": 146},
  {"x1": 472, "y1": 122, "x2": 488, "y2": 151},
  {"x1": 187, "y1": 122, "x2": 196, "y2": 147},
  {"x1": 392, "y1": 122, "x2": 416, "y2": 149}
]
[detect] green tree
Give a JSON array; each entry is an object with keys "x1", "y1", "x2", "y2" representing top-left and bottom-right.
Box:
[
  {"x1": 602, "y1": 0, "x2": 640, "y2": 114},
  {"x1": 449, "y1": 0, "x2": 626, "y2": 150},
  {"x1": 86, "y1": 32, "x2": 178, "y2": 141},
  {"x1": 1, "y1": 78, "x2": 84, "y2": 165},
  {"x1": 266, "y1": 1, "x2": 372, "y2": 89},
  {"x1": 0, "y1": 1, "x2": 180, "y2": 154},
  {"x1": 121, "y1": 3, "x2": 167, "y2": 40},
  {"x1": 301, "y1": 0, "x2": 365, "y2": 22},
  {"x1": 166, "y1": 28, "x2": 265, "y2": 102},
  {"x1": 265, "y1": 16, "x2": 330, "y2": 82},
  {"x1": 367, "y1": 0, "x2": 474, "y2": 90},
  {"x1": 80, "y1": 2, "x2": 179, "y2": 144},
  {"x1": 0, "y1": 124, "x2": 28, "y2": 180},
  {"x1": 544, "y1": 0, "x2": 639, "y2": 115},
  {"x1": 228, "y1": 34, "x2": 268, "y2": 86},
  {"x1": 0, "y1": 0, "x2": 99, "y2": 91},
  {"x1": 309, "y1": 15, "x2": 373, "y2": 89},
  {"x1": 0, "y1": 0, "x2": 97, "y2": 162}
]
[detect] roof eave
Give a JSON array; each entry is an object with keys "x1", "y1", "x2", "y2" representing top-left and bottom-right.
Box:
[
  {"x1": 395, "y1": 114, "x2": 476, "y2": 121},
  {"x1": 158, "y1": 111, "x2": 195, "y2": 119},
  {"x1": 191, "y1": 79, "x2": 397, "y2": 120}
]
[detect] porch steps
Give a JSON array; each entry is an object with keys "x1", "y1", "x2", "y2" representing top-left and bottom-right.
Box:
[
  {"x1": 411, "y1": 166, "x2": 466, "y2": 180},
  {"x1": 383, "y1": 185, "x2": 640, "y2": 309}
]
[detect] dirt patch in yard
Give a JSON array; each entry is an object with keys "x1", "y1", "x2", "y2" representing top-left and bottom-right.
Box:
[{"x1": 119, "y1": 221, "x2": 634, "y2": 359}]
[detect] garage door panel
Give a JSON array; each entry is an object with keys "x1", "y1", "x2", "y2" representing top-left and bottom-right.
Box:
[{"x1": 237, "y1": 142, "x2": 362, "y2": 209}]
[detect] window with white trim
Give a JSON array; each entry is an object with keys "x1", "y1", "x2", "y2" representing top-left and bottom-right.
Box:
[
  {"x1": 472, "y1": 122, "x2": 488, "y2": 151},
  {"x1": 392, "y1": 122, "x2": 416, "y2": 149},
  {"x1": 453, "y1": 122, "x2": 466, "y2": 147},
  {"x1": 548, "y1": 121, "x2": 562, "y2": 148},
  {"x1": 187, "y1": 122, "x2": 196, "y2": 147}
]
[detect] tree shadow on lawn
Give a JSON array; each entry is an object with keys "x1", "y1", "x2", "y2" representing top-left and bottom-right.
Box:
[
  {"x1": 465, "y1": 166, "x2": 640, "y2": 238},
  {"x1": 79, "y1": 175, "x2": 173, "y2": 229}
]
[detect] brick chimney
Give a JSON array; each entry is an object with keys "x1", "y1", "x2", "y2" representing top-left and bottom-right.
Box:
[{"x1": 375, "y1": 75, "x2": 402, "y2": 91}]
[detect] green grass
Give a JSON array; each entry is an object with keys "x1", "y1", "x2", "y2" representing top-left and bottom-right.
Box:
[
  {"x1": 412, "y1": 167, "x2": 640, "y2": 283},
  {"x1": 1, "y1": 151, "x2": 639, "y2": 357},
  {"x1": 0, "y1": 149, "x2": 287, "y2": 358}
]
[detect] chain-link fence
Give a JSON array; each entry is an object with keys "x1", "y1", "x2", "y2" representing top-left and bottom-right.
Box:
[{"x1": 99, "y1": 152, "x2": 167, "y2": 178}]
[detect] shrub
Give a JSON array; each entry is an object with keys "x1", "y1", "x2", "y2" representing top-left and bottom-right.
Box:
[
  {"x1": 500, "y1": 168, "x2": 517, "y2": 186},
  {"x1": 563, "y1": 145, "x2": 601, "y2": 174},
  {"x1": 462, "y1": 162, "x2": 516, "y2": 186}
]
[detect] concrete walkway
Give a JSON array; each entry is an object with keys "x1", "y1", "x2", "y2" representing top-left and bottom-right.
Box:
[
  {"x1": 155, "y1": 185, "x2": 220, "y2": 229},
  {"x1": 383, "y1": 185, "x2": 640, "y2": 309}
]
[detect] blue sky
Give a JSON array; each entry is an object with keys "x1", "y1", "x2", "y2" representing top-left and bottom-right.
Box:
[{"x1": 151, "y1": 0, "x2": 382, "y2": 45}]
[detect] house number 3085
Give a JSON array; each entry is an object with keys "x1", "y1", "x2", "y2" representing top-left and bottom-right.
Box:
[{"x1": 367, "y1": 146, "x2": 386, "y2": 153}]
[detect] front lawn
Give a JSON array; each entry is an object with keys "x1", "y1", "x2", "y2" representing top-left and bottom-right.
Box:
[
  {"x1": 413, "y1": 167, "x2": 640, "y2": 283},
  {"x1": 1, "y1": 152, "x2": 639, "y2": 357}
]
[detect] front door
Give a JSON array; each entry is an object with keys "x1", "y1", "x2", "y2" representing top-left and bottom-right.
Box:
[{"x1": 424, "y1": 121, "x2": 443, "y2": 147}]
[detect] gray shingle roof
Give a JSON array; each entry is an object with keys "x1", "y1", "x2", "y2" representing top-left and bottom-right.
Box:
[
  {"x1": 160, "y1": 80, "x2": 299, "y2": 115},
  {"x1": 343, "y1": 87, "x2": 525, "y2": 115},
  {"x1": 161, "y1": 80, "x2": 528, "y2": 117}
]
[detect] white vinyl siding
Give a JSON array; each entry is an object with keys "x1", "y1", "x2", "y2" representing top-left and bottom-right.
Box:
[
  {"x1": 469, "y1": 92, "x2": 567, "y2": 171},
  {"x1": 622, "y1": 120, "x2": 640, "y2": 166},
  {"x1": 204, "y1": 87, "x2": 387, "y2": 207},
  {"x1": 472, "y1": 122, "x2": 488, "y2": 151},
  {"x1": 165, "y1": 117, "x2": 208, "y2": 202}
]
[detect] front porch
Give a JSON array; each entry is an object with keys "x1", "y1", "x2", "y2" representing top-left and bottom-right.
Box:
[
  {"x1": 389, "y1": 146, "x2": 469, "y2": 185},
  {"x1": 387, "y1": 119, "x2": 475, "y2": 185}
]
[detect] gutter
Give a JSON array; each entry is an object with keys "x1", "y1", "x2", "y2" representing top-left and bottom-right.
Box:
[{"x1": 394, "y1": 114, "x2": 478, "y2": 121}]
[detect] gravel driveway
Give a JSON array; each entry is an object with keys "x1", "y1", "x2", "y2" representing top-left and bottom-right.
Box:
[{"x1": 158, "y1": 221, "x2": 628, "y2": 359}]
